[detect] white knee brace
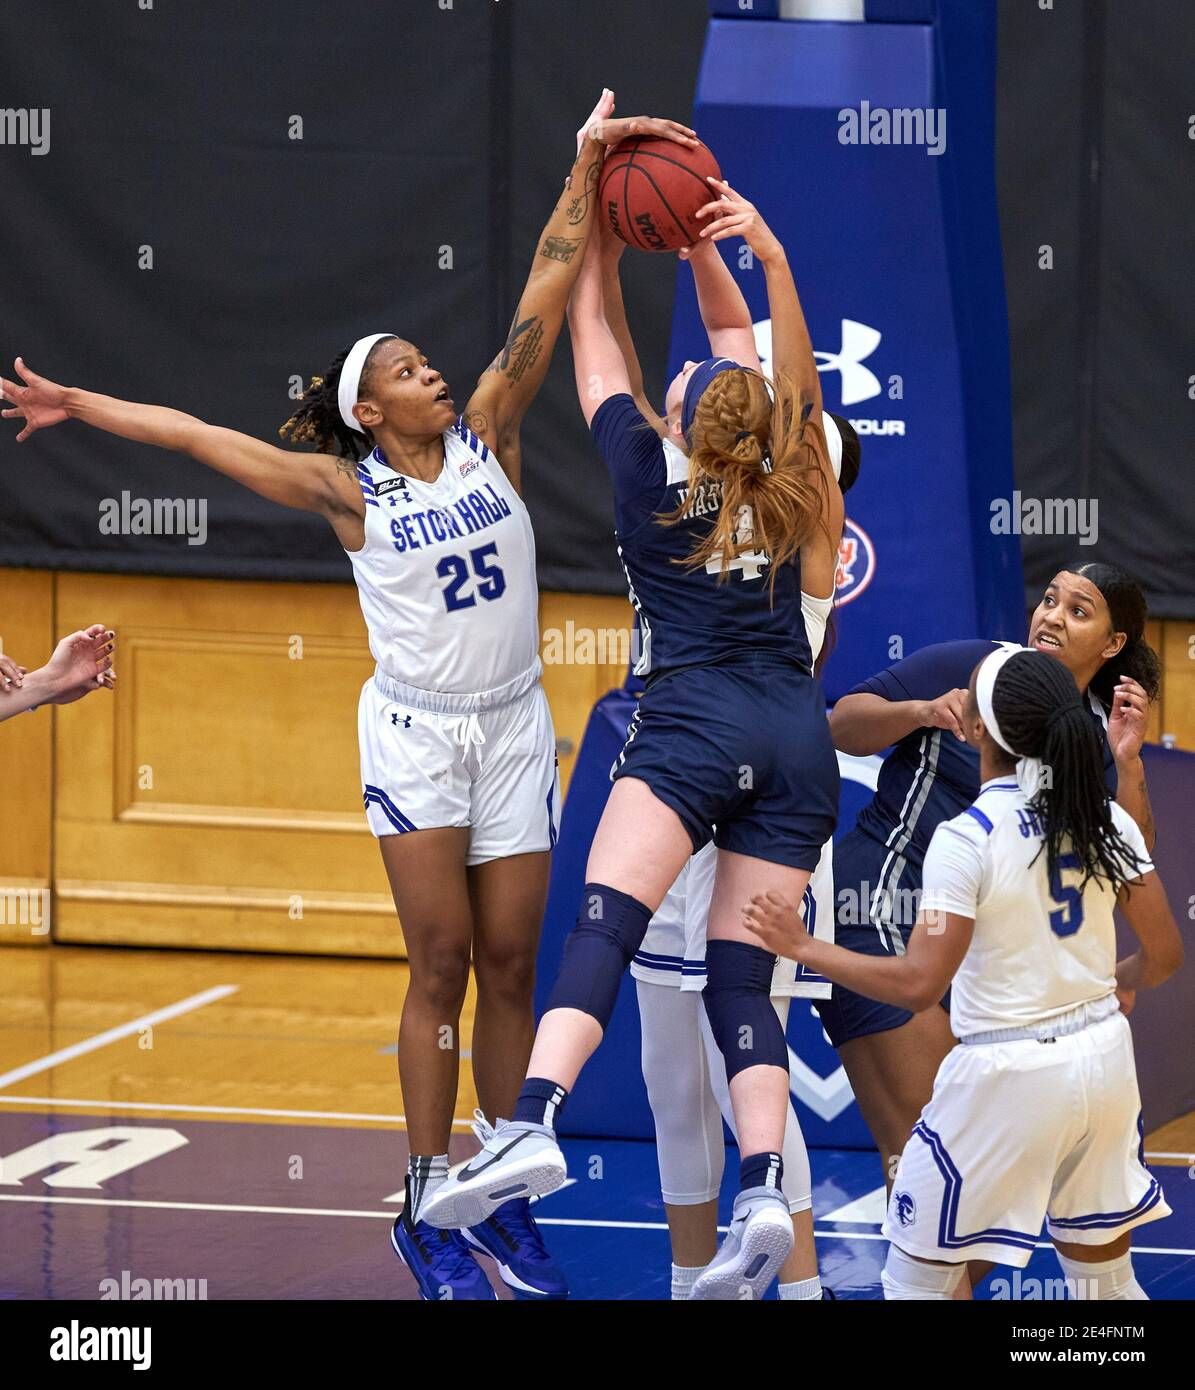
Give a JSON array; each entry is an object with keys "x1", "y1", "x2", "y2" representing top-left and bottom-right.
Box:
[{"x1": 881, "y1": 1243, "x2": 966, "y2": 1300}]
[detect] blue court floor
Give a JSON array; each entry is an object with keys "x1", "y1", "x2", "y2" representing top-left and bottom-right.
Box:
[{"x1": 1, "y1": 1110, "x2": 1192, "y2": 1300}]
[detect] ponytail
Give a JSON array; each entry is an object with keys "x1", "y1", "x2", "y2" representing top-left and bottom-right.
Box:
[
  {"x1": 279, "y1": 343, "x2": 379, "y2": 461},
  {"x1": 991, "y1": 651, "x2": 1144, "y2": 892},
  {"x1": 665, "y1": 368, "x2": 831, "y2": 595}
]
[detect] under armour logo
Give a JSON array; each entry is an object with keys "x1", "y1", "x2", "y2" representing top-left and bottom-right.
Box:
[
  {"x1": 813, "y1": 319, "x2": 882, "y2": 405},
  {"x1": 753, "y1": 316, "x2": 883, "y2": 407},
  {"x1": 391, "y1": 713, "x2": 412, "y2": 729}
]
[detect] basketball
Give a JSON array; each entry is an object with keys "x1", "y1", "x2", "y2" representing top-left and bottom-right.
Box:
[{"x1": 599, "y1": 135, "x2": 722, "y2": 252}]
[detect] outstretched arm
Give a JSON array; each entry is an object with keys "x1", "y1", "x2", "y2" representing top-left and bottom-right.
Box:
[
  {"x1": 744, "y1": 892, "x2": 972, "y2": 1014},
  {"x1": 464, "y1": 92, "x2": 697, "y2": 486},
  {"x1": 567, "y1": 234, "x2": 633, "y2": 428},
  {"x1": 680, "y1": 238, "x2": 761, "y2": 371},
  {"x1": 596, "y1": 229, "x2": 663, "y2": 433},
  {"x1": 696, "y1": 177, "x2": 819, "y2": 416},
  {"x1": 0, "y1": 626, "x2": 115, "y2": 720},
  {"x1": 1, "y1": 358, "x2": 362, "y2": 521}
]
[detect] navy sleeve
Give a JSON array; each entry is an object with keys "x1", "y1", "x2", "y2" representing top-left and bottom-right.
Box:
[
  {"x1": 848, "y1": 639, "x2": 1003, "y2": 703},
  {"x1": 591, "y1": 394, "x2": 665, "y2": 501}
]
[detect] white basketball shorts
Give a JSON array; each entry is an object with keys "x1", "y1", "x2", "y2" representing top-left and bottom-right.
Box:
[
  {"x1": 883, "y1": 1009, "x2": 1170, "y2": 1267},
  {"x1": 358, "y1": 672, "x2": 559, "y2": 867}
]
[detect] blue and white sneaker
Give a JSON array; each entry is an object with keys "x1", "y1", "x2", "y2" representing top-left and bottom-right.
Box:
[
  {"x1": 456, "y1": 1112, "x2": 568, "y2": 1298},
  {"x1": 420, "y1": 1113, "x2": 567, "y2": 1231},
  {"x1": 390, "y1": 1196, "x2": 496, "y2": 1301},
  {"x1": 690, "y1": 1186, "x2": 794, "y2": 1301},
  {"x1": 464, "y1": 1198, "x2": 569, "y2": 1299}
]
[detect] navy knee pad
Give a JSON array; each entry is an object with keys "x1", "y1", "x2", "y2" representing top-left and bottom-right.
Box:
[
  {"x1": 703, "y1": 940, "x2": 789, "y2": 1081},
  {"x1": 546, "y1": 883, "x2": 653, "y2": 1030}
]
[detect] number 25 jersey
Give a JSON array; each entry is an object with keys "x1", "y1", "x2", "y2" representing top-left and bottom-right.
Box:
[{"x1": 345, "y1": 419, "x2": 540, "y2": 698}]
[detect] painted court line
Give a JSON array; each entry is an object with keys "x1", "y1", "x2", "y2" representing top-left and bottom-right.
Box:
[
  {"x1": 0, "y1": 1195, "x2": 1190, "y2": 1258},
  {"x1": 0, "y1": 987, "x2": 240, "y2": 1091},
  {"x1": 0, "y1": 1094, "x2": 474, "y2": 1127}
]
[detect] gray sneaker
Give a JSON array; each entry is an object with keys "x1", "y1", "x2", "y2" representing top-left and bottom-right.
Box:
[
  {"x1": 690, "y1": 1186, "x2": 793, "y2": 1300},
  {"x1": 419, "y1": 1120, "x2": 567, "y2": 1231}
]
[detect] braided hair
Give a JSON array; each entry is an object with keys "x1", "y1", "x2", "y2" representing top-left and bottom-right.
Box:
[
  {"x1": 278, "y1": 342, "x2": 387, "y2": 461},
  {"x1": 1068, "y1": 561, "x2": 1161, "y2": 708},
  {"x1": 667, "y1": 367, "x2": 832, "y2": 594},
  {"x1": 989, "y1": 650, "x2": 1144, "y2": 892}
]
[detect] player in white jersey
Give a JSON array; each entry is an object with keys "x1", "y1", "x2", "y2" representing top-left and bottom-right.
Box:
[
  {"x1": 744, "y1": 646, "x2": 1182, "y2": 1299},
  {"x1": 0, "y1": 89, "x2": 701, "y2": 1302},
  {"x1": 587, "y1": 215, "x2": 857, "y2": 1299}
]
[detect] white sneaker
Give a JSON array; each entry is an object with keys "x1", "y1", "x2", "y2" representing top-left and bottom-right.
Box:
[
  {"x1": 690, "y1": 1187, "x2": 793, "y2": 1300},
  {"x1": 419, "y1": 1119, "x2": 567, "y2": 1230}
]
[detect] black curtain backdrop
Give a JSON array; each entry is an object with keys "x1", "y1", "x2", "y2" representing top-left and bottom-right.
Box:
[
  {"x1": 1, "y1": 1, "x2": 1192, "y2": 613},
  {"x1": 0, "y1": 0, "x2": 705, "y2": 592},
  {"x1": 996, "y1": 0, "x2": 1195, "y2": 619}
]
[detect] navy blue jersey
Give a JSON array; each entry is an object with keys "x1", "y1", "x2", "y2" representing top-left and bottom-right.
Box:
[
  {"x1": 849, "y1": 639, "x2": 1117, "y2": 873},
  {"x1": 591, "y1": 394, "x2": 813, "y2": 679}
]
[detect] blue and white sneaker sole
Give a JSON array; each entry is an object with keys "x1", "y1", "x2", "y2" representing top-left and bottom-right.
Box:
[
  {"x1": 690, "y1": 1207, "x2": 793, "y2": 1301},
  {"x1": 421, "y1": 1153, "x2": 567, "y2": 1230}
]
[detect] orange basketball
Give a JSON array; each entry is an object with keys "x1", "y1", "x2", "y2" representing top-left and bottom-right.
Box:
[{"x1": 599, "y1": 136, "x2": 722, "y2": 252}]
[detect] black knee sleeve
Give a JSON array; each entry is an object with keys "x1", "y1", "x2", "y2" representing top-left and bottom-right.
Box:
[
  {"x1": 703, "y1": 940, "x2": 789, "y2": 1081},
  {"x1": 546, "y1": 883, "x2": 653, "y2": 1030}
]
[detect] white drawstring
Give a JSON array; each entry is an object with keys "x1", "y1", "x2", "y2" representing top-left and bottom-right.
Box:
[{"x1": 445, "y1": 712, "x2": 486, "y2": 752}]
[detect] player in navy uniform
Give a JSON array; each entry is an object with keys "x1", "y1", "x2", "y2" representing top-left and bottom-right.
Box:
[
  {"x1": 1, "y1": 90, "x2": 700, "y2": 1302},
  {"x1": 587, "y1": 215, "x2": 857, "y2": 1301},
  {"x1": 820, "y1": 562, "x2": 1159, "y2": 1243},
  {"x1": 424, "y1": 178, "x2": 841, "y2": 1299}
]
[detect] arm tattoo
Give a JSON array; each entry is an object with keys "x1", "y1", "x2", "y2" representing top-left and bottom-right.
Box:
[
  {"x1": 464, "y1": 409, "x2": 489, "y2": 434},
  {"x1": 490, "y1": 314, "x2": 546, "y2": 385},
  {"x1": 566, "y1": 160, "x2": 600, "y2": 226},
  {"x1": 333, "y1": 456, "x2": 356, "y2": 481},
  {"x1": 539, "y1": 235, "x2": 582, "y2": 263}
]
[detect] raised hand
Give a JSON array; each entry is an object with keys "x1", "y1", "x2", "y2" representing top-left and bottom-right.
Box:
[
  {"x1": 695, "y1": 177, "x2": 783, "y2": 263},
  {"x1": 1, "y1": 358, "x2": 70, "y2": 441},
  {"x1": 578, "y1": 90, "x2": 698, "y2": 150},
  {"x1": 1106, "y1": 675, "x2": 1150, "y2": 765}
]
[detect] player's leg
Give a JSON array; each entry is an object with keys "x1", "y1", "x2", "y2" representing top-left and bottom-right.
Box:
[
  {"x1": 379, "y1": 827, "x2": 496, "y2": 1299},
  {"x1": 459, "y1": 847, "x2": 569, "y2": 1298},
  {"x1": 525, "y1": 775, "x2": 695, "y2": 1085},
  {"x1": 1052, "y1": 1233, "x2": 1145, "y2": 1299},
  {"x1": 637, "y1": 977, "x2": 725, "y2": 1296},
  {"x1": 421, "y1": 774, "x2": 694, "y2": 1229},
  {"x1": 835, "y1": 1008, "x2": 957, "y2": 1193},
  {"x1": 881, "y1": 1245, "x2": 967, "y2": 1300},
  {"x1": 1045, "y1": 1012, "x2": 1171, "y2": 1299},
  {"x1": 690, "y1": 850, "x2": 812, "y2": 1299},
  {"x1": 467, "y1": 849, "x2": 551, "y2": 1122},
  {"x1": 700, "y1": 974, "x2": 824, "y2": 1298}
]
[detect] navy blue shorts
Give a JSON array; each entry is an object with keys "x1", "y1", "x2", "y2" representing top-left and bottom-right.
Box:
[
  {"x1": 813, "y1": 827, "x2": 950, "y2": 1048},
  {"x1": 612, "y1": 654, "x2": 838, "y2": 871}
]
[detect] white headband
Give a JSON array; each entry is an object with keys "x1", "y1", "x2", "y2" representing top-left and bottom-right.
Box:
[
  {"x1": 338, "y1": 333, "x2": 396, "y2": 436},
  {"x1": 975, "y1": 644, "x2": 1053, "y2": 799},
  {"x1": 822, "y1": 411, "x2": 843, "y2": 482}
]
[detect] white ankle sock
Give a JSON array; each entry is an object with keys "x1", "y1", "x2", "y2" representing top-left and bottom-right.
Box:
[
  {"x1": 779, "y1": 1276, "x2": 823, "y2": 1300},
  {"x1": 671, "y1": 1263, "x2": 704, "y2": 1300}
]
